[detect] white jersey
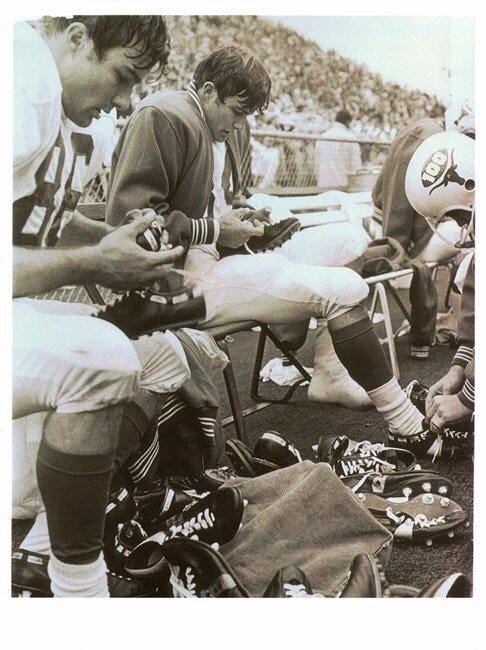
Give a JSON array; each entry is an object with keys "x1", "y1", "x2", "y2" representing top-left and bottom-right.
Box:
[{"x1": 13, "y1": 22, "x2": 116, "y2": 247}]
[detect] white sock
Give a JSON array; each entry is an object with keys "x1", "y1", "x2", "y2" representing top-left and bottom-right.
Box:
[
  {"x1": 48, "y1": 553, "x2": 109, "y2": 598},
  {"x1": 21, "y1": 511, "x2": 51, "y2": 555},
  {"x1": 308, "y1": 322, "x2": 371, "y2": 410},
  {"x1": 367, "y1": 377, "x2": 424, "y2": 436}
]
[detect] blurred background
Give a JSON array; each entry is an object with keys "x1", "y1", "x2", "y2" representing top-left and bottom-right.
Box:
[{"x1": 80, "y1": 15, "x2": 475, "y2": 202}]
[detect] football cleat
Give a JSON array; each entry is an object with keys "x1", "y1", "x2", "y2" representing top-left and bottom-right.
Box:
[
  {"x1": 314, "y1": 434, "x2": 417, "y2": 478},
  {"x1": 388, "y1": 426, "x2": 473, "y2": 462},
  {"x1": 95, "y1": 288, "x2": 206, "y2": 339},
  {"x1": 134, "y1": 479, "x2": 206, "y2": 533},
  {"x1": 341, "y1": 469, "x2": 453, "y2": 501},
  {"x1": 105, "y1": 518, "x2": 149, "y2": 575},
  {"x1": 11, "y1": 548, "x2": 161, "y2": 597},
  {"x1": 355, "y1": 492, "x2": 468, "y2": 543},
  {"x1": 418, "y1": 572, "x2": 472, "y2": 598},
  {"x1": 202, "y1": 466, "x2": 240, "y2": 489},
  {"x1": 244, "y1": 217, "x2": 301, "y2": 254},
  {"x1": 225, "y1": 432, "x2": 302, "y2": 478},
  {"x1": 161, "y1": 538, "x2": 249, "y2": 598},
  {"x1": 104, "y1": 487, "x2": 137, "y2": 537},
  {"x1": 339, "y1": 553, "x2": 391, "y2": 598},
  {"x1": 264, "y1": 566, "x2": 322, "y2": 598},
  {"x1": 218, "y1": 216, "x2": 301, "y2": 258},
  {"x1": 125, "y1": 487, "x2": 245, "y2": 577}
]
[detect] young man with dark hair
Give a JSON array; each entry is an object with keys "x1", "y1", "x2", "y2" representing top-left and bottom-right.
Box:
[
  {"x1": 106, "y1": 45, "x2": 450, "y2": 458},
  {"x1": 13, "y1": 15, "x2": 191, "y2": 597}
]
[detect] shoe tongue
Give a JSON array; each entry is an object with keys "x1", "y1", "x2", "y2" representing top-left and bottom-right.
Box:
[{"x1": 332, "y1": 436, "x2": 353, "y2": 461}]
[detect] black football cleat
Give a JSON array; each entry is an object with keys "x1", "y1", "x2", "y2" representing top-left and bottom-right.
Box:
[
  {"x1": 225, "y1": 432, "x2": 302, "y2": 478},
  {"x1": 95, "y1": 288, "x2": 206, "y2": 339},
  {"x1": 162, "y1": 538, "x2": 249, "y2": 597},
  {"x1": 253, "y1": 431, "x2": 302, "y2": 469},
  {"x1": 340, "y1": 553, "x2": 391, "y2": 598},
  {"x1": 418, "y1": 573, "x2": 472, "y2": 598},
  {"x1": 388, "y1": 426, "x2": 473, "y2": 462},
  {"x1": 11, "y1": 548, "x2": 161, "y2": 597},
  {"x1": 218, "y1": 217, "x2": 301, "y2": 258},
  {"x1": 315, "y1": 434, "x2": 417, "y2": 478},
  {"x1": 264, "y1": 566, "x2": 321, "y2": 598},
  {"x1": 104, "y1": 487, "x2": 137, "y2": 536},
  {"x1": 125, "y1": 487, "x2": 245, "y2": 577},
  {"x1": 134, "y1": 479, "x2": 206, "y2": 533},
  {"x1": 11, "y1": 549, "x2": 51, "y2": 597},
  {"x1": 244, "y1": 217, "x2": 301, "y2": 254}
]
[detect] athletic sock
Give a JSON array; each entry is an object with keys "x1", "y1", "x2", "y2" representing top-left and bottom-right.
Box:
[
  {"x1": 367, "y1": 377, "x2": 424, "y2": 436},
  {"x1": 328, "y1": 310, "x2": 423, "y2": 433},
  {"x1": 21, "y1": 510, "x2": 51, "y2": 555},
  {"x1": 48, "y1": 552, "x2": 108, "y2": 598},
  {"x1": 36, "y1": 440, "x2": 115, "y2": 566},
  {"x1": 329, "y1": 315, "x2": 393, "y2": 391}
]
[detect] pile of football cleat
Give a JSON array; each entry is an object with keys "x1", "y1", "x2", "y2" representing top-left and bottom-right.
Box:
[{"x1": 314, "y1": 431, "x2": 470, "y2": 546}]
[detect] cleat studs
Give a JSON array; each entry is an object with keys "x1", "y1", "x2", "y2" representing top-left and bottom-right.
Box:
[
  {"x1": 440, "y1": 497, "x2": 450, "y2": 507},
  {"x1": 402, "y1": 487, "x2": 413, "y2": 497},
  {"x1": 421, "y1": 493, "x2": 434, "y2": 505},
  {"x1": 243, "y1": 499, "x2": 249, "y2": 507},
  {"x1": 465, "y1": 521, "x2": 471, "y2": 528},
  {"x1": 447, "y1": 531, "x2": 455, "y2": 538},
  {"x1": 425, "y1": 539, "x2": 433, "y2": 547},
  {"x1": 438, "y1": 486, "x2": 448, "y2": 495},
  {"x1": 422, "y1": 482, "x2": 431, "y2": 492},
  {"x1": 415, "y1": 464, "x2": 422, "y2": 471},
  {"x1": 211, "y1": 542, "x2": 220, "y2": 551}
]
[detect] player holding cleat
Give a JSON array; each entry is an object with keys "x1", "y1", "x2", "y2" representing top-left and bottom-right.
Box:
[{"x1": 12, "y1": 15, "x2": 200, "y2": 598}]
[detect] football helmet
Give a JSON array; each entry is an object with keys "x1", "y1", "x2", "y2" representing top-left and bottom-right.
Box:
[
  {"x1": 445, "y1": 98, "x2": 475, "y2": 138},
  {"x1": 405, "y1": 131, "x2": 475, "y2": 248}
]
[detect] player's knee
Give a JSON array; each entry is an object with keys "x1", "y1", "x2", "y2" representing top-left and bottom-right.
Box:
[
  {"x1": 56, "y1": 319, "x2": 142, "y2": 414},
  {"x1": 338, "y1": 267, "x2": 370, "y2": 305}
]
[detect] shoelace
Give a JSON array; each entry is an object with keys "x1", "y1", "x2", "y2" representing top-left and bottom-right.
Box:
[
  {"x1": 338, "y1": 454, "x2": 396, "y2": 477},
  {"x1": 168, "y1": 507, "x2": 215, "y2": 539},
  {"x1": 170, "y1": 565, "x2": 197, "y2": 598}
]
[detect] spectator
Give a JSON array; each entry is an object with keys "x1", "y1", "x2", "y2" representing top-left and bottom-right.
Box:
[{"x1": 314, "y1": 109, "x2": 362, "y2": 188}]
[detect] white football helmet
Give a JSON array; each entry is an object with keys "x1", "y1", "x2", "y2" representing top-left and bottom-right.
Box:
[
  {"x1": 445, "y1": 98, "x2": 475, "y2": 138},
  {"x1": 405, "y1": 131, "x2": 475, "y2": 248}
]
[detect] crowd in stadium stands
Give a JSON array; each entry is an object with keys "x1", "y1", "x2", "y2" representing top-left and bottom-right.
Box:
[{"x1": 123, "y1": 15, "x2": 444, "y2": 142}]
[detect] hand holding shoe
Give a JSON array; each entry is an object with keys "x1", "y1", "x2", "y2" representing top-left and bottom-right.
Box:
[
  {"x1": 92, "y1": 212, "x2": 184, "y2": 289},
  {"x1": 218, "y1": 208, "x2": 265, "y2": 248}
]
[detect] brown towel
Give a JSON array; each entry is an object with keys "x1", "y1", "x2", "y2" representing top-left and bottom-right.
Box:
[{"x1": 221, "y1": 461, "x2": 393, "y2": 597}]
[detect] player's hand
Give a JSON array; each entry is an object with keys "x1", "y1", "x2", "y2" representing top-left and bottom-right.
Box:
[
  {"x1": 425, "y1": 365, "x2": 466, "y2": 419},
  {"x1": 427, "y1": 394, "x2": 473, "y2": 433},
  {"x1": 91, "y1": 212, "x2": 184, "y2": 289},
  {"x1": 218, "y1": 208, "x2": 265, "y2": 248},
  {"x1": 245, "y1": 207, "x2": 272, "y2": 226}
]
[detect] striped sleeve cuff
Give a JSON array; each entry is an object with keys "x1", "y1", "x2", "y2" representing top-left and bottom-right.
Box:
[
  {"x1": 452, "y1": 345, "x2": 474, "y2": 369},
  {"x1": 458, "y1": 378, "x2": 475, "y2": 410},
  {"x1": 189, "y1": 218, "x2": 218, "y2": 246}
]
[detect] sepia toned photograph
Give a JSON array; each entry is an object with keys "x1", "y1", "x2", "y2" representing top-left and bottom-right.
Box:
[{"x1": 10, "y1": 12, "x2": 475, "y2": 604}]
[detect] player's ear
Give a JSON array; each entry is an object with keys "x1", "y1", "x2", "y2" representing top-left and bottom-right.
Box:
[
  {"x1": 64, "y1": 21, "x2": 90, "y2": 54},
  {"x1": 201, "y1": 82, "x2": 218, "y2": 103}
]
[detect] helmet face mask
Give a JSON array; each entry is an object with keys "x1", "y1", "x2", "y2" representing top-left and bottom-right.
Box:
[{"x1": 405, "y1": 131, "x2": 475, "y2": 248}]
